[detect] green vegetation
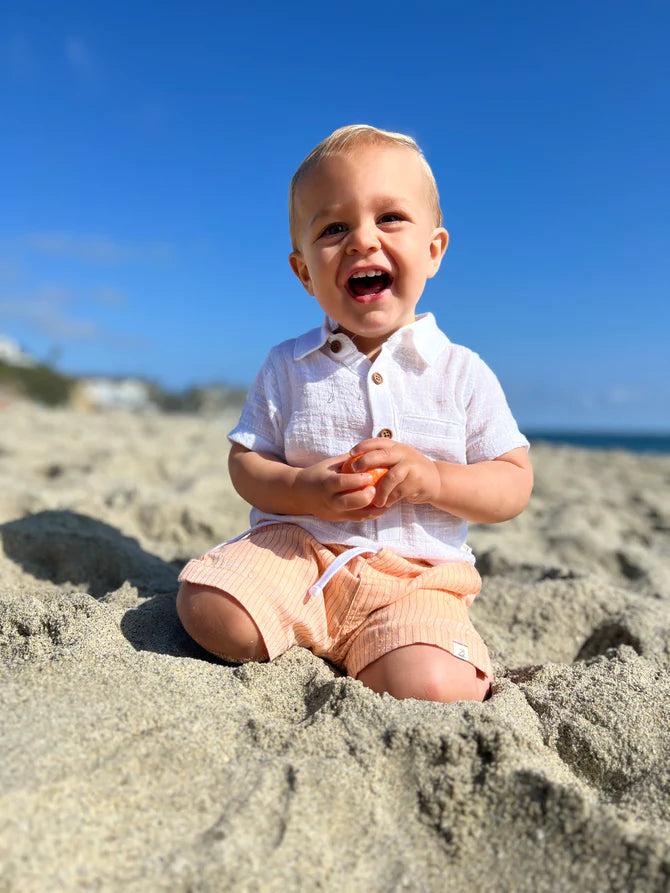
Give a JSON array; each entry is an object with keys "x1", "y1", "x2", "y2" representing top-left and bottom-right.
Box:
[
  {"x1": 0, "y1": 359, "x2": 247, "y2": 412},
  {"x1": 157, "y1": 384, "x2": 248, "y2": 414},
  {"x1": 0, "y1": 360, "x2": 74, "y2": 406}
]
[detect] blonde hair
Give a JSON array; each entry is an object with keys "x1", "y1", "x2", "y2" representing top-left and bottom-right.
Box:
[{"x1": 288, "y1": 124, "x2": 443, "y2": 250}]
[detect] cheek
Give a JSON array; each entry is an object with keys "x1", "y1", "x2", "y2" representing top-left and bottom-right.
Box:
[
  {"x1": 311, "y1": 257, "x2": 338, "y2": 284},
  {"x1": 306, "y1": 251, "x2": 331, "y2": 281}
]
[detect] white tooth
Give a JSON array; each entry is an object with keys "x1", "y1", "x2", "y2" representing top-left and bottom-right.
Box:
[{"x1": 351, "y1": 269, "x2": 385, "y2": 278}]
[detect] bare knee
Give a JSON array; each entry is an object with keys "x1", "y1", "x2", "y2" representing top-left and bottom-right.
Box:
[
  {"x1": 418, "y1": 662, "x2": 490, "y2": 703},
  {"x1": 356, "y1": 644, "x2": 490, "y2": 703},
  {"x1": 176, "y1": 582, "x2": 268, "y2": 662}
]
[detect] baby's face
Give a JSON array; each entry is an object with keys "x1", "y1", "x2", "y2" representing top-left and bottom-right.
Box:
[{"x1": 289, "y1": 144, "x2": 448, "y2": 357}]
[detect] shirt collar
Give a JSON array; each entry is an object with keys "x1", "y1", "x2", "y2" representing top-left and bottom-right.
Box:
[
  {"x1": 293, "y1": 318, "x2": 335, "y2": 360},
  {"x1": 389, "y1": 312, "x2": 449, "y2": 365},
  {"x1": 293, "y1": 312, "x2": 449, "y2": 364}
]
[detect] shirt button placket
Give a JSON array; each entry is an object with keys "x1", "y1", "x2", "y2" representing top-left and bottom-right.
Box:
[{"x1": 368, "y1": 364, "x2": 397, "y2": 442}]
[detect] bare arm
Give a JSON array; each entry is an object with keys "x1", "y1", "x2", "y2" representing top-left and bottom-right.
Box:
[
  {"x1": 429, "y1": 447, "x2": 533, "y2": 522},
  {"x1": 228, "y1": 442, "x2": 388, "y2": 522},
  {"x1": 348, "y1": 440, "x2": 533, "y2": 524}
]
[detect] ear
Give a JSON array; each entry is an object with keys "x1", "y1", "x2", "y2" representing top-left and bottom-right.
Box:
[
  {"x1": 427, "y1": 228, "x2": 449, "y2": 278},
  {"x1": 288, "y1": 251, "x2": 314, "y2": 295}
]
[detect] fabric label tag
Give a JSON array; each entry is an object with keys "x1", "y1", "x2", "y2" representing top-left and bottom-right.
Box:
[{"x1": 453, "y1": 641, "x2": 469, "y2": 661}]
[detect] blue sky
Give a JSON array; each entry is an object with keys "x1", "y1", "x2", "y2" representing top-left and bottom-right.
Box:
[{"x1": 1, "y1": 0, "x2": 668, "y2": 431}]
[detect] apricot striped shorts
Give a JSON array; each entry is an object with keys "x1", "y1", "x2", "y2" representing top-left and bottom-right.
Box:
[{"x1": 178, "y1": 523, "x2": 492, "y2": 681}]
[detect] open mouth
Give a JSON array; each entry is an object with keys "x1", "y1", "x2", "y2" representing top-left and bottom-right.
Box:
[{"x1": 347, "y1": 269, "x2": 392, "y2": 298}]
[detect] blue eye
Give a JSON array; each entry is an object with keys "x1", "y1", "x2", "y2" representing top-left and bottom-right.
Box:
[
  {"x1": 379, "y1": 213, "x2": 402, "y2": 223},
  {"x1": 320, "y1": 222, "x2": 346, "y2": 237}
]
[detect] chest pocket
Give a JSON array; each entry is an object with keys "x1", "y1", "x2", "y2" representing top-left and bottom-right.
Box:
[
  {"x1": 284, "y1": 381, "x2": 369, "y2": 467},
  {"x1": 400, "y1": 415, "x2": 466, "y2": 463}
]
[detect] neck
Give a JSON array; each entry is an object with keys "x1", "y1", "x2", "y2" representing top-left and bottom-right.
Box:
[{"x1": 334, "y1": 328, "x2": 384, "y2": 361}]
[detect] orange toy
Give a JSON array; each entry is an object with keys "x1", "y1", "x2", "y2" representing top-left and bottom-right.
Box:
[{"x1": 341, "y1": 454, "x2": 388, "y2": 487}]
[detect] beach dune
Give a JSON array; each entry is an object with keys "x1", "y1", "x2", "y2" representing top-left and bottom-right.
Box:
[{"x1": 1, "y1": 399, "x2": 669, "y2": 891}]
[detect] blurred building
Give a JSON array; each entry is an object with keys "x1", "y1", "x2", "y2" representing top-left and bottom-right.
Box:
[
  {"x1": 0, "y1": 335, "x2": 36, "y2": 368},
  {"x1": 71, "y1": 377, "x2": 155, "y2": 411}
]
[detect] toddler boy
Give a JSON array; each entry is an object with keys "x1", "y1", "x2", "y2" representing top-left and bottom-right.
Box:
[{"x1": 177, "y1": 125, "x2": 533, "y2": 702}]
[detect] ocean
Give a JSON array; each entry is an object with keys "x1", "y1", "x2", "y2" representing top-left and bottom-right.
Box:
[{"x1": 526, "y1": 432, "x2": 670, "y2": 455}]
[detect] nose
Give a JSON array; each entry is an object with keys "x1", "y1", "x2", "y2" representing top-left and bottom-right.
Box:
[{"x1": 345, "y1": 221, "x2": 381, "y2": 255}]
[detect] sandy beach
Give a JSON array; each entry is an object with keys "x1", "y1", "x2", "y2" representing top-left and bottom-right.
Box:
[{"x1": 1, "y1": 398, "x2": 669, "y2": 891}]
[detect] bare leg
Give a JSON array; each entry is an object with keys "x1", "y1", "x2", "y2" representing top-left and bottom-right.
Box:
[
  {"x1": 356, "y1": 643, "x2": 490, "y2": 703},
  {"x1": 176, "y1": 582, "x2": 268, "y2": 662}
]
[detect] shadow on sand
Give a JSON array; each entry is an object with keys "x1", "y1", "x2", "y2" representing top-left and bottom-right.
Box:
[{"x1": 0, "y1": 509, "x2": 216, "y2": 660}]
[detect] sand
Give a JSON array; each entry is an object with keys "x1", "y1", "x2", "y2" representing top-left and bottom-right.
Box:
[{"x1": 1, "y1": 398, "x2": 669, "y2": 892}]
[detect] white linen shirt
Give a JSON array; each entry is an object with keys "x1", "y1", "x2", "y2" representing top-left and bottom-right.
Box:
[{"x1": 228, "y1": 313, "x2": 529, "y2": 565}]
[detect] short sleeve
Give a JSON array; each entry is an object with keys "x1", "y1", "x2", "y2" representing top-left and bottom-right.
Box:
[
  {"x1": 228, "y1": 352, "x2": 285, "y2": 457},
  {"x1": 465, "y1": 356, "x2": 529, "y2": 463}
]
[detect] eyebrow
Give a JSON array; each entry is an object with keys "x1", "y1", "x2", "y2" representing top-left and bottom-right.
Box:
[
  {"x1": 308, "y1": 208, "x2": 338, "y2": 227},
  {"x1": 308, "y1": 196, "x2": 410, "y2": 228}
]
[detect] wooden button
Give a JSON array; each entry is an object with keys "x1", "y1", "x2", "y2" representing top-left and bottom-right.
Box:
[
  {"x1": 371, "y1": 372, "x2": 383, "y2": 385},
  {"x1": 378, "y1": 428, "x2": 393, "y2": 438},
  {"x1": 330, "y1": 340, "x2": 342, "y2": 353}
]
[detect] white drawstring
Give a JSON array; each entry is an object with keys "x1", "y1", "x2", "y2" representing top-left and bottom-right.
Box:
[
  {"x1": 207, "y1": 521, "x2": 382, "y2": 601},
  {"x1": 207, "y1": 520, "x2": 281, "y2": 552},
  {"x1": 308, "y1": 545, "x2": 382, "y2": 598}
]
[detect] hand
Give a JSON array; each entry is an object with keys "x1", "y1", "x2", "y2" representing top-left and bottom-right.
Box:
[
  {"x1": 294, "y1": 453, "x2": 388, "y2": 522},
  {"x1": 346, "y1": 438, "x2": 442, "y2": 508}
]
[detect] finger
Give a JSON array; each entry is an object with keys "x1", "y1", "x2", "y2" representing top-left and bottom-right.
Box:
[
  {"x1": 335, "y1": 485, "x2": 376, "y2": 510},
  {"x1": 348, "y1": 506, "x2": 387, "y2": 521},
  {"x1": 336, "y1": 471, "x2": 376, "y2": 492},
  {"x1": 387, "y1": 483, "x2": 426, "y2": 506},
  {"x1": 350, "y1": 437, "x2": 395, "y2": 457},
  {"x1": 372, "y1": 485, "x2": 400, "y2": 508},
  {"x1": 329, "y1": 452, "x2": 356, "y2": 470},
  {"x1": 350, "y1": 450, "x2": 394, "y2": 473},
  {"x1": 373, "y1": 488, "x2": 402, "y2": 508},
  {"x1": 355, "y1": 450, "x2": 393, "y2": 472},
  {"x1": 371, "y1": 465, "x2": 407, "y2": 505}
]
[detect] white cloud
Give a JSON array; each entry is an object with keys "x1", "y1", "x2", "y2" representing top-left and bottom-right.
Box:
[
  {"x1": 0, "y1": 284, "x2": 145, "y2": 350},
  {"x1": 92, "y1": 286, "x2": 128, "y2": 306},
  {"x1": 4, "y1": 34, "x2": 99, "y2": 82},
  {"x1": 21, "y1": 232, "x2": 174, "y2": 265},
  {"x1": 65, "y1": 37, "x2": 95, "y2": 79},
  {"x1": 24, "y1": 233, "x2": 130, "y2": 263},
  {"x1": 606, "y1": 386, "x2": 638, "y2": 406},
  {"x1": 0, "y1": 290, "x2": 102, "y2": 341}
]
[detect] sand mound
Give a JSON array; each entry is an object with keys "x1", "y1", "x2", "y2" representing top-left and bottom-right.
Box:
[{"x1": 1, "y1": 400, "x2": 669, "y2": 891}]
